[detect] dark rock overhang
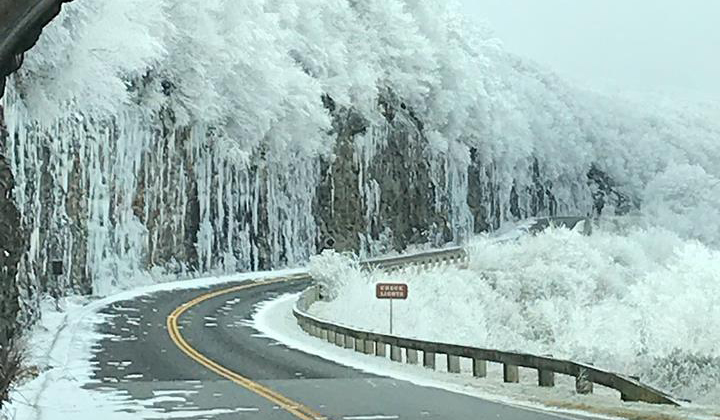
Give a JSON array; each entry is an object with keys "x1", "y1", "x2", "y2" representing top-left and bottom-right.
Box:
[{"x1": 0, "y1": 0, "x2": 72, "y2": 98}]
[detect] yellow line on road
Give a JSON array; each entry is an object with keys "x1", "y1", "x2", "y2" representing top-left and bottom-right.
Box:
[{"x1": 166, "y1": 277, "x2": 327, "y2": 420}]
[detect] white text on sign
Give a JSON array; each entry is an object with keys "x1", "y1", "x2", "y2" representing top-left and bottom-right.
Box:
[{"x1": 376, "y1": 283, "x2": 408, "y2": 299}]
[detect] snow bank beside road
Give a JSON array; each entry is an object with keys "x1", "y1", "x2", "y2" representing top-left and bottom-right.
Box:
[{"x1": 309, "y1": 227, "x2": 720, "y2": 405}]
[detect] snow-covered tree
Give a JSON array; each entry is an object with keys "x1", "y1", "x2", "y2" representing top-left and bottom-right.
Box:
[{"x1": 643, "y1": 164, "x2": 720, "y2": 246}]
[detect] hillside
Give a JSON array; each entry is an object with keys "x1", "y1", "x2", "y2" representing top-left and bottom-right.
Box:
[{"x1": 0, "y1": 0, "x2": 718, "y2": 351}]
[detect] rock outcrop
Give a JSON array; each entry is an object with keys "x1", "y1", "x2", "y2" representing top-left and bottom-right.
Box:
[
  {"x1": 1, "y1": 0, "x2": 72, "y2": 98},
  {"x1": 1, "y1": 85, "x2": 620, "y2": 322},
  {"x1": 0, "y1": 0, "x2": 70, "y2": 363},
  {"x1": 0, "y1": 0, "x2": 634, "y2": 345},
  {"x1": 0, "y1": 106, "x2": 23, "y2": 358}
]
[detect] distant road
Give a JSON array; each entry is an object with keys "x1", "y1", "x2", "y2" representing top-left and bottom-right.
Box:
[{"x1": 87, "y1": 277, "x2": 582, "y2": 419}]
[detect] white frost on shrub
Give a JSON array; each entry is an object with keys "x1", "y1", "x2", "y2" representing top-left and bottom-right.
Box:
[
  {"x1": 642, "y1": 164, "x2": 720, "y2": 247},
  {"x1": 311, "y1": 226, "x2": 720, "y2": 403},
  {"x1": 308, "y1": 250, "x2": 365, "y2": 301}
]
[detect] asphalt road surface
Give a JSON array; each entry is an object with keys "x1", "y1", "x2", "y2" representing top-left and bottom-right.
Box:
[{"x1": 87, "y1": 276, "x2": 577, "y2": 419}]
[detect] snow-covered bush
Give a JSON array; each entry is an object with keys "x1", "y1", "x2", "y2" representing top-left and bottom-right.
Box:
[
  {"x1": 310, "y1": 226, "x2": 720, "y2": 403},
  {"x1": 308, "y1": 250, "x2": 365, "y2": 301},
  {"x1": 469, "y1": 228, "x2": 720, "y2": 403},
  {"x1": 642, "y1": 164, "x2": 720, "y2": 247}
]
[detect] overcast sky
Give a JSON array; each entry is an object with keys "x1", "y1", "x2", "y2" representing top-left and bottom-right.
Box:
[{"x1": 458, "y1": 0, "x2": 720, "y2": 101}]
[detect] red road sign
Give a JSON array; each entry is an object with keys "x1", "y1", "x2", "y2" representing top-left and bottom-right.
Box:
[{"x1": 376, "y1": 283, "x2": 408, "y2": 299}]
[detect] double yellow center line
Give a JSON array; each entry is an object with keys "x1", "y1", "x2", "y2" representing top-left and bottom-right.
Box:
[{"x1": 166, "y1": 277, "x2": 327, "y2": 420}]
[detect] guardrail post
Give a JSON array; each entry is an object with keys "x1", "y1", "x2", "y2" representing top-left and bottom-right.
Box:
[
  {"x1": 473, "y1": 359, "x2": 487, "y2": 378},
  {"x1": 447, "y1": 355, "x2": 460, "y2": 373},
  {"x1": 344, "y1": 336, "x2": 354, "y2": 349},
  {"x1": 620, "y1": 375, "x2": 642, "y2": 402},
  {"x1": 327, "y1": 330, "x2": 335, "y2": 344},
  {"x1": 390, "y1": 345, "x2": 402, "y2": 362},
  {"x1": 538, "y1": 369, "x2": 555, "y2": 387},
  {"x1": 406, "y1": 349, "x2": 418, "y2": 364},
  {"x1": 538, "y1": 354, "x2": 555, "y2": 387},
  {"x1": 423, "y1": 351, "x2": 436, "y2": 370},
  {"x1": 364, "y1": 340, "x2": 374, "y2": 355},
  {"x1": 575, "y1": 368, "x2": 593, "y2": 394},
  {"x1": 375, "y1": 342, "x2": 386, "y2": 357},
  {"x1": 620, "y1": 384, "x2": 649, "y2": 403},
  {"x1": 320, "y1": 328, "x2": 328, "y2": 341},
  {"x1": 503, "y1": 363, "x2": 519, "y2": 383},
  {"x1": 355, "y1": 338, "x2": 365, "y2": 353},
  {"x1": 621, "y1": 391, "x2": 637, "y2": 402},
  {"x1": 335, "y1": 333, "x2": 345, "y2": 347}
]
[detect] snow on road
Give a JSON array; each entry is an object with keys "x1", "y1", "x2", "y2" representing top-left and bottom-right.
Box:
[{"x1": 3, "y1": 269, "x2": 302, "y2": 420}]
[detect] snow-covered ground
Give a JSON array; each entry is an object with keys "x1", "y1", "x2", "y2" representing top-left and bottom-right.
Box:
[
  {"x1": 2, "y1": 269, "x2": 302, "y2": 420},
  {"x1": 5, "y1": 232, "x2": 719, "y2": 420},
  {"x1": 254, "y1": 293, "x2": 719, "y2": 420},
  {"x1": 308, "y1": 225, "x2": 720, "y2": 407}
]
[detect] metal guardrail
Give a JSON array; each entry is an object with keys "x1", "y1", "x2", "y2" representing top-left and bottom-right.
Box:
[
  {"x1": 360, "y1": 246, "x2": 467, "y2": 271},
  {"x1": 294, "y1": 239, "x2": 681, "y2": 406},
  {"x1": 358, "y1": 216, "x2": 590, "y2": 272}
]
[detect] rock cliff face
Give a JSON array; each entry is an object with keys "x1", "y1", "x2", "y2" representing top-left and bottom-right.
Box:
[
  {"x1": 315, "y1": 94, "x2": 455, "y2": 256},
  {"x1": 0, "y1": 108, "x2": 23, "y2": 347},
  {"x1": 0, "y1": 0, "x2": 71, "y2": 361},
  {"x1": 0, "y1": 0, "x2": 672, "y2": 348},
  {"x1": 1, "y1": 80, "x2": 620, "y2": 328},
  {"x1": 313, "y1": 91, "x2": 611, "y2": 257}
]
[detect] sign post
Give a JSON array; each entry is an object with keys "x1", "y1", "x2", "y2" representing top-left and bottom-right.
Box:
[{"x1": 375, "y1": 283, "x2": 408, "y2": 334}]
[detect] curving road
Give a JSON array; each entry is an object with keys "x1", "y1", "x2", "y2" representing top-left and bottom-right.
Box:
[{"x1": 88, "y1": 276, "x2": 578, "y2": 419}]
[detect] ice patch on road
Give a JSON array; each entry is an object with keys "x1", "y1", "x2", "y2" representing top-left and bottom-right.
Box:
[
  {"x1": 143, "y1": 395, "x2": 188, "y2": 404},
  {"x1": 153, "y1": 389, "x2": 199, "y2": 397},
  {"x1": 140, "y1": 407, "x2": 260, "y2": 418}
]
